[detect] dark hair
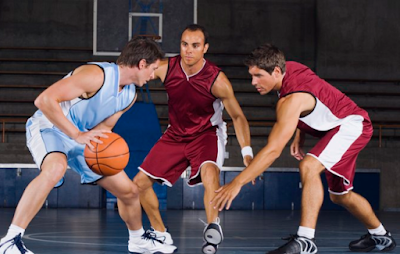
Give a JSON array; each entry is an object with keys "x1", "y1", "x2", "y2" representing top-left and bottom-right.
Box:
[
  {"x1": 244, "y1": 43, "x2": 286, "y2": 74},
  {"x1": 183, "y1": 24, "x2": 209, "y2": 45},
  {"x1": 117, "y1": 37, "x2": 164, "y2": 67}
]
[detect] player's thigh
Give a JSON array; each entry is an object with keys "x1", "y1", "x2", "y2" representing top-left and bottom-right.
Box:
[
  {"x1": 186, "y1": 131, "x2": 223, "y2": 185},
  {"x1": 186, "y1": 131, "x2": 222, "y2": 169},
  {"x1": 98, "y1": 171, "x2": 138, "y2": 198},
  {"x1": 27, "y1": 127, "x2": 67, "y2": 169},
  {"x1": 140, "y1": 137, "x2": 189, "y2": 186}
]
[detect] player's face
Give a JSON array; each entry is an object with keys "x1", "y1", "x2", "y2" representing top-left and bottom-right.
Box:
[
  {"x1": 180, "y1": 30, "x2": 209, "y2": 67},
  {"x1": 248, "y1": 66, "x2": 279, "y2": 95},
  {"x1": 137, "y1": 60, "x2": 160, "y2": 87}
]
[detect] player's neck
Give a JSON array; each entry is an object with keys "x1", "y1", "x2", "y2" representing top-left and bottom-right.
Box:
[
  {"x1": 180, "y1": 58, "x2": 206, "y2": 77},
  {"x1": 119, "y1": 65, "x2": 139, "y2": 86}
]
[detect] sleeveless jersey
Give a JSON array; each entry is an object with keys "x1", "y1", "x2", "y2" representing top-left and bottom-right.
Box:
[
  {"x1": 30, "y1": 62, "x2": 136, "y2": 133},
  {"x1": 164, "y1": 55, "x2": 223, "y2": 137},
  {"x1": 279, "y1": 61, "x2": 370, "y2": 137}
]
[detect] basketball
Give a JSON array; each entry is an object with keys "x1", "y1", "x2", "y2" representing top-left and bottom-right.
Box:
[{"x1": 84, "y1": 132, "x2": 130, "y2": 176}]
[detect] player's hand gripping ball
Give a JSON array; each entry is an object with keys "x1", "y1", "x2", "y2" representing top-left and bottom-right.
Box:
[{"x1": 84, "y1": 132, "x2": 130, "y2": 176}]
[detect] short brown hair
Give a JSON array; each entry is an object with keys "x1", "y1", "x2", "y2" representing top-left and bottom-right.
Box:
[
  {"x1": 244, "y1": 43, "x2": 286, "y2": 74},
  {"x1": 183, "y1": 24, "x2": 209, "y2": 45},
  {"x1": 117, "y1": 37, "x2": 164, "y2": 67}
]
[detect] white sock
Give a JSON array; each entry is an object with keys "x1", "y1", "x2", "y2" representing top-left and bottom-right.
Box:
[
  {"x1": 368, "y1": 224, "x2": 387, "y2": 236},
  {"x1": 2, "y1": 224, "x2": 25, "y2": 242},
  {"x1": 297, "y1": 226, "x2": 315, "y2": 239},
  {"x1": 129, "y1": 227, "x2": 145, "y2": 240},
  {"x1": 153, "y1": 228, "x2": 167, "y2": 233}
]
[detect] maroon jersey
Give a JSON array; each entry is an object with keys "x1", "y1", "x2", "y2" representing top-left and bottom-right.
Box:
[
  {"x1": 279, "y1": 61, "x2": 371, "y2": 137},
  {"x1": 164, "y1": 55, "x2": 224, "y2": 138}
]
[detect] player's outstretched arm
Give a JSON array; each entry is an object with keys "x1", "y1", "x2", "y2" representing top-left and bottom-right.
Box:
[
  {"x1": 212, "y1": 72, "x2": 253, "y2": 166},
  {"x1": 211, "y1": 93, "x2": 312, "y2": 210}
]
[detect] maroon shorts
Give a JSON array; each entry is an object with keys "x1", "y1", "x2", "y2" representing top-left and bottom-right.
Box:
[
  {"x1": 139, "y1": 127, "x2": 227, "y2": 186},
  {"x1": 308, "y1": 118, "x2": 372, "y2": 194}
]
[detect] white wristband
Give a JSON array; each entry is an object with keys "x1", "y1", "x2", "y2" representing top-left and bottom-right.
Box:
[{"x1": 241, "y1": 146, "x2": 253, "y2": 159}]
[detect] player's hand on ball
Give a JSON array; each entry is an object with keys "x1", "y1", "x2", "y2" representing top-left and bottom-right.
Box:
[
  {"x1": 75, "y1": 130, "x2": 111, "y2": 149},
  {"x1": 84, "y1": 132, "x2": 130, "y2": 176},
  {"x1": 211, "y1": 180, "x2": 243, "y2": 211}
]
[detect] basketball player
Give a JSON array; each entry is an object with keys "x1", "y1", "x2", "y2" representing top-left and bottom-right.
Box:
[
  {"x1": 211, "y1": 44, "x2": 396, "y2": 254},
  {"x1": 132, "y1": 24, "x2": 253, "y2": 254},
  {"x1": 0, "y1": 38, "x2": 177, "y2": 254}
]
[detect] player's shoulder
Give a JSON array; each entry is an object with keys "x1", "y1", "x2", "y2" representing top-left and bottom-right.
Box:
[
  {"x1": 214, "y1": 71, "x2": 229, "y2": 85},
  {"x1": 212, "y1": 71, "x2": 234, "y2": 97},
  {"x1": 72, "y1": 63, "x2": 105, "y2": 78},
  {"x1": 285, "y1": 61, "x2": 311, "y2": 73}
]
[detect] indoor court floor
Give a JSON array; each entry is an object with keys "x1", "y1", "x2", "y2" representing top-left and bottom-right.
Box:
[{"x1": 0, "y1": 208, "x2": 399, "y2": 254}]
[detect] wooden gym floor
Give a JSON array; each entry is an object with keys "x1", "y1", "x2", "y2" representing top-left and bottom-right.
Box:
[{"x1": 0, "y1": 208, "x2": 399, "y2": 253}]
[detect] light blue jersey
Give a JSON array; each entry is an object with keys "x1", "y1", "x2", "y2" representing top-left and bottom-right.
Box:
[{"x1": 26, "y1": 62, "x2": 136, "y2": 186}]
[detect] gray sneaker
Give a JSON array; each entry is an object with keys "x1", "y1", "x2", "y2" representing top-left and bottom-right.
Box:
[{"x1": 202, "y1": 218, "x2": 223, "y2": 254}]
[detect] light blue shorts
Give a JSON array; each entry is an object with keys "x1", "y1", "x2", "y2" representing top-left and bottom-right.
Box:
[{"x1": 26, "y1": 116, "x2": 102, "y2": 188}]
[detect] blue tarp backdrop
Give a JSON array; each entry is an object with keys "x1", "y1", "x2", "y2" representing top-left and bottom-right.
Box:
[{"x1": 111, "y1": 99, "x2": 167, "y2": 209}]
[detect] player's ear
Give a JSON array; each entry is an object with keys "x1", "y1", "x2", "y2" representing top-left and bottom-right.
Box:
[
  {"x1": 138, "y1": 59, "x2": 147, "y2": 69},
  {"x1": 272, "y1": 66, "x2": 282, "y2": 77},
  {"x1": 203, "y1": 43, "x2": 209, "y2": 54}
]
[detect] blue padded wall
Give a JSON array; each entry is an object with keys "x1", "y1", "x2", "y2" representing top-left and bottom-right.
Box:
[
  {"x1": 0, "y1": 168, "x2": 103, "y2": 208},
  {"x1": 112, "y1": 101, "x2": 166, "y2": 209},
  {"x1": 166, "y1": 169, "x2": 380, "y2": 211}
]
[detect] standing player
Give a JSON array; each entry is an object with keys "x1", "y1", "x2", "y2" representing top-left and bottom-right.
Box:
[
  {"x1": 132, "y1": 24, "x2": 253, "y2": 254},
  {"x1": 211, "y1": 44, "x2": 396, "y2": 254},
  {"x1": 0, "y1": 37, "x2": 177, "y2": 254}
]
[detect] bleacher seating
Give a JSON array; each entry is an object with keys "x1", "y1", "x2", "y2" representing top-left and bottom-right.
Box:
[{"x1": 1, "y1": 48, "x2": 400, "y2": 155}]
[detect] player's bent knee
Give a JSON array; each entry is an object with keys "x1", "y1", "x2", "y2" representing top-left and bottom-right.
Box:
[
  {"x1": 41, "y1": 163, "x2": 66, "y2": 185},
  {"x1": 118, "y1": 183, "x2": 140, "y2": 201},
  {"x1": 130, "y1": 182, "x2": 140, "y2": 197},
  {"x1": 132, "y1": 172, "x2": 153, "y2": 193},
  {"x1": 299, "y1": 157, "x2": 324, "y2": 180},
  {"x1": 329, "y1": 192, "x2": 349, "y2": 205},
  {"x1": 201, "y1": 164, "x2": 219, "y2": 185}
]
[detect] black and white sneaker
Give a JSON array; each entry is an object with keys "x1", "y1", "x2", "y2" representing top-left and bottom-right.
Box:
[
  {"x1": 149, "y1": 227, "x2": 174, "y2": 245},
  {"x1": 202, "y1": 218, "x2": 223, "y2": 254},
  {"x1": 349, "y1": 232, "x2": 396, "y2": 252},
  {"x1": 0, "y1": 233, "x2": 34, "y2": 254},
  {"x1": 202, "y1": 242, "x2": 219, "y2": 254},
  {"x1": 128, "y1": 230, "x2": 177, "y2": 254},
  {"x1": 267, "y1": 234, "x2": 317, "y2": 254}
]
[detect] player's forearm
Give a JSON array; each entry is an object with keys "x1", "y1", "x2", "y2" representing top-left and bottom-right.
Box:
[
  {"x1": 234, "y1": 147, "x2": 280, "y2": 186},
  {"x1": 35, "y1": 98, "x2": 80, "y2": 139},
  {"x1": 232, "y1": 116, "x2": 251, "y2": 148},
  {"x1": 47, "y1": 112, "x2": 81, "y2": 139}
]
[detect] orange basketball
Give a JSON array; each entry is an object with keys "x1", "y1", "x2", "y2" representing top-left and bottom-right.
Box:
[{"x1": 84, "y1": 132, "x2": 130, "y2": 176}]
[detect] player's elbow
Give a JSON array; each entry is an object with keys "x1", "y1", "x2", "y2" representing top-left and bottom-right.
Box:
[
  {"x1": 34, "y1": 93, "x2": 51, "y2": 111},
  {"x1": 269, "y1": 149, "x2": 282, "y2": 161},
  {"x1": 34, "y1": 94, "x2": 44, "y2": 109}
]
